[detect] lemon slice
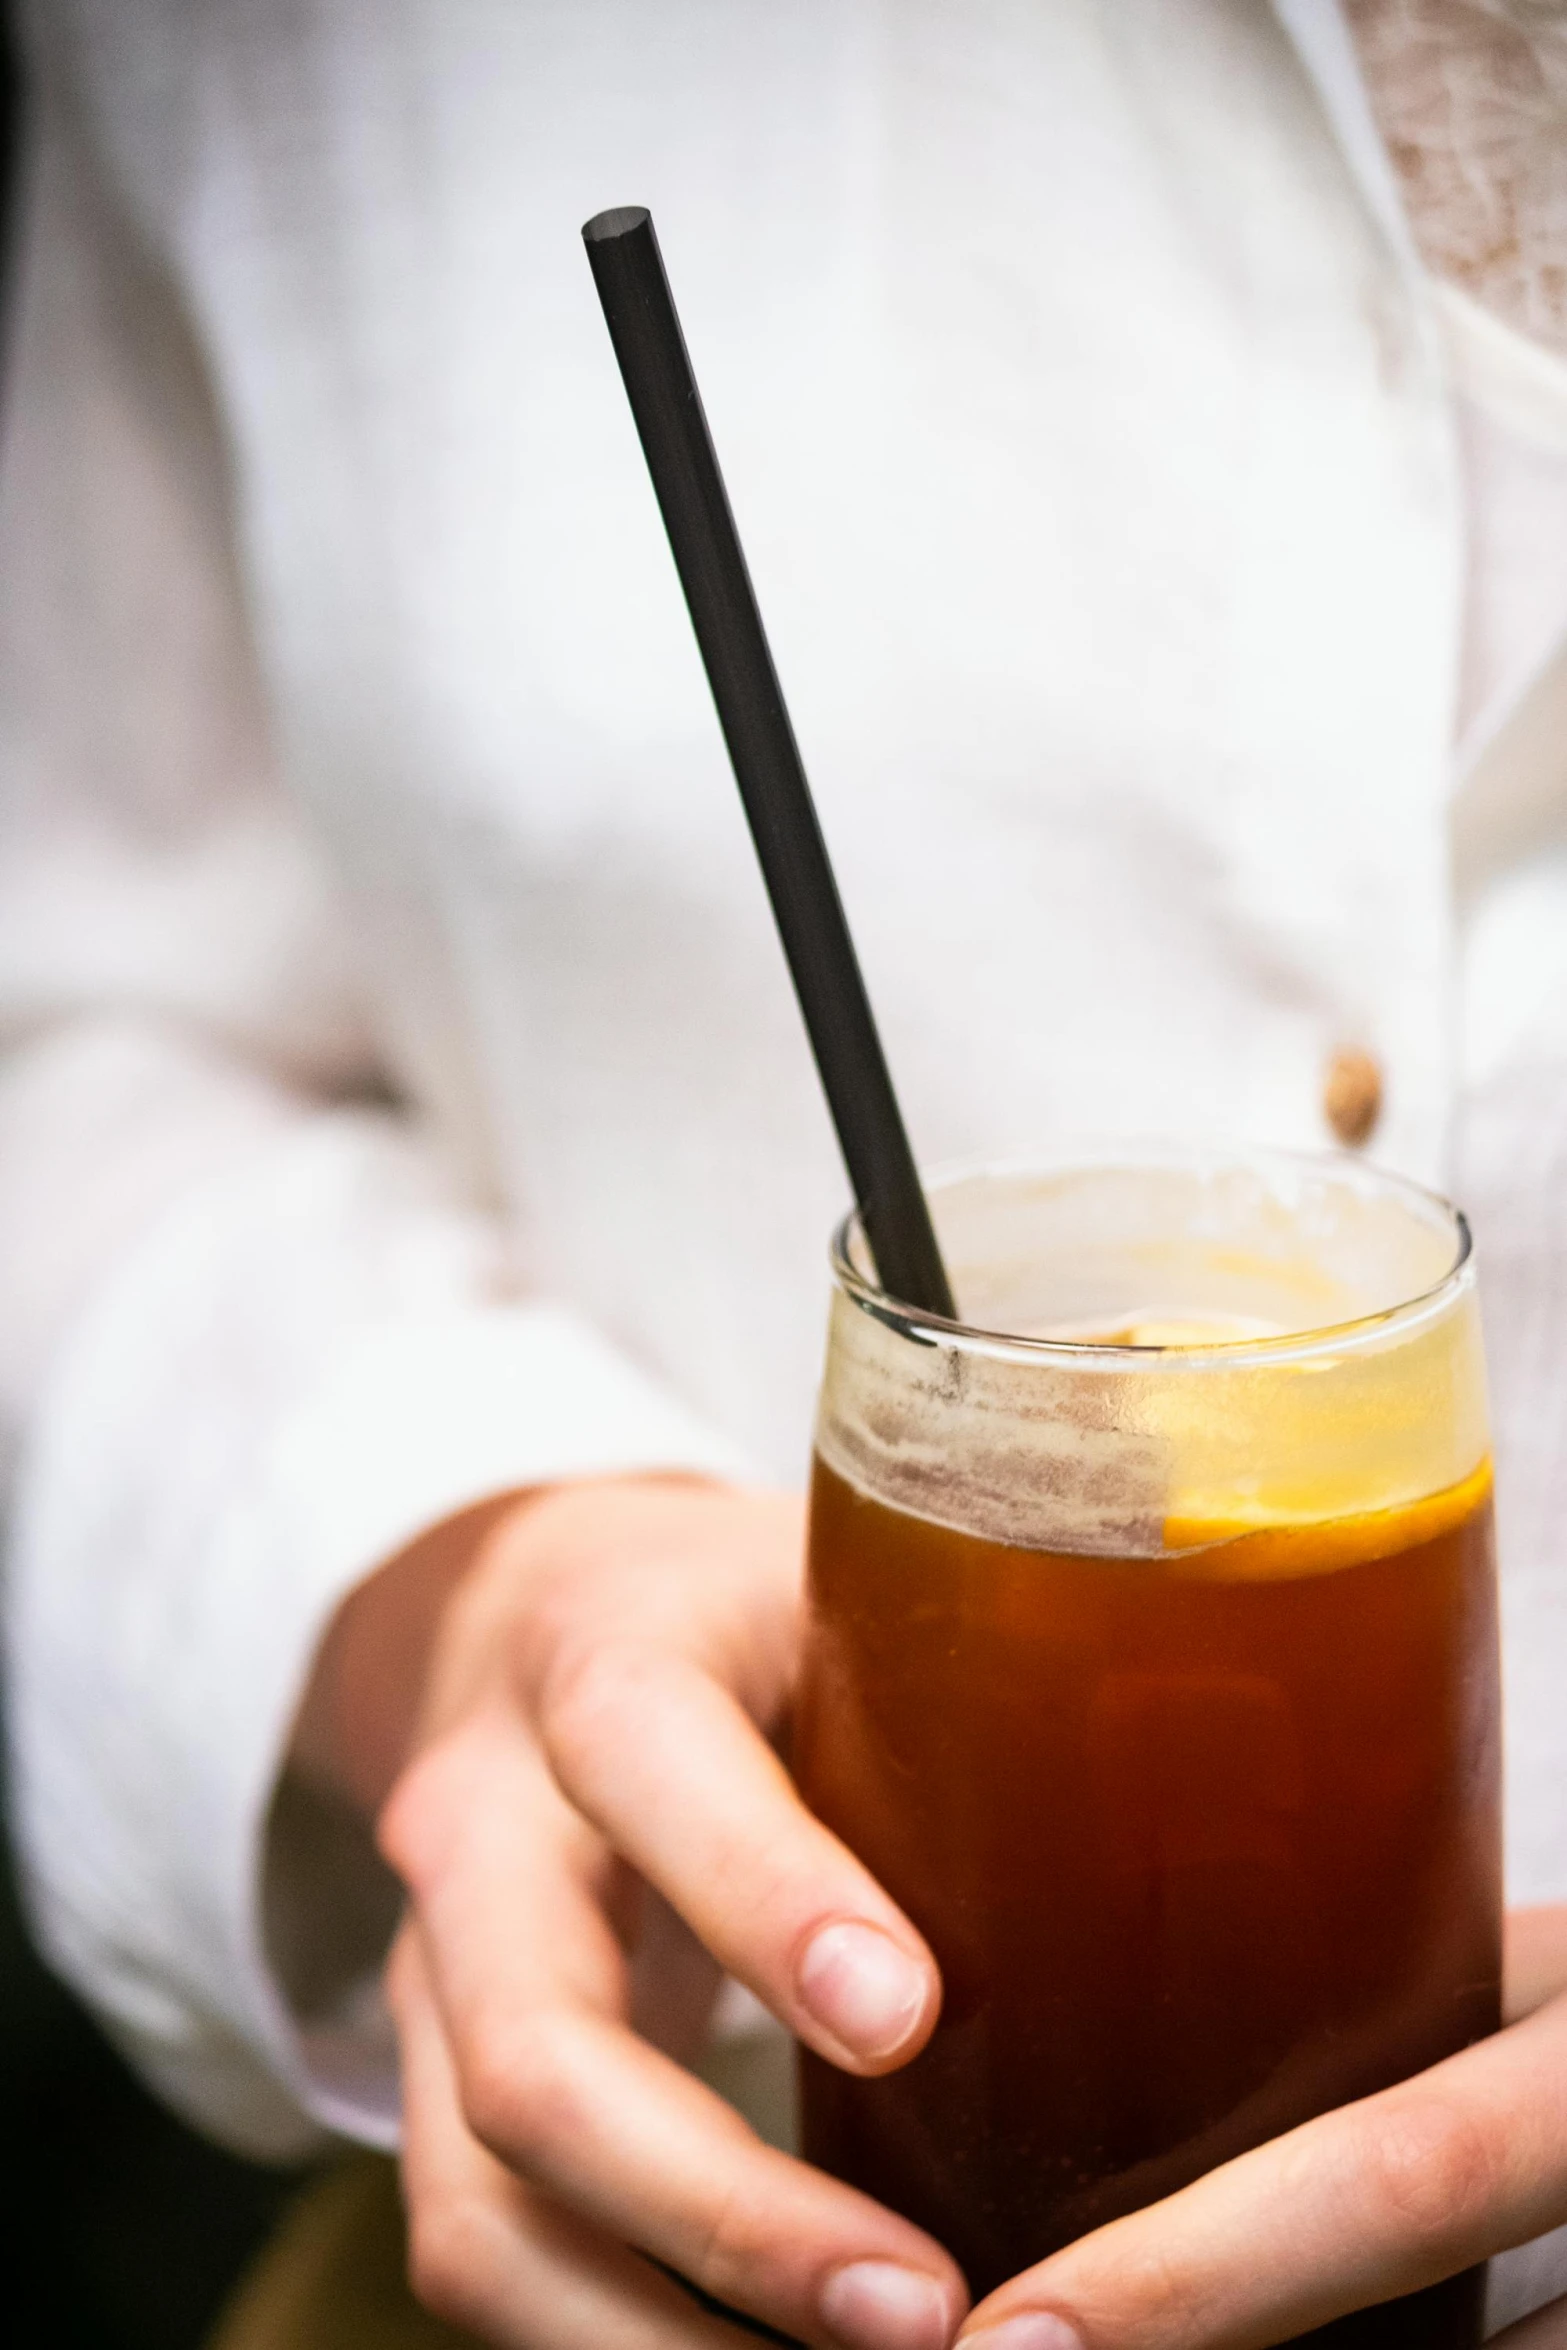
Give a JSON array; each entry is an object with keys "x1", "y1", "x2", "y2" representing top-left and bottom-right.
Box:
[{"x1": 1163, "y1": 1457, "x2": 1493, "y2": 1581}]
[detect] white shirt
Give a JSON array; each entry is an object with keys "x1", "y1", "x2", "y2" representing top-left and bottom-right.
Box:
[{"x1": 1, "y1": 0, "x2": 1565, "y2": 2322}]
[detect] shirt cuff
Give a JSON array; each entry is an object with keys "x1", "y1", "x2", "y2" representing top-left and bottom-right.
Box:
[{"x1": 9, "y1": 1286, "x2": 752, "y2": 2157}]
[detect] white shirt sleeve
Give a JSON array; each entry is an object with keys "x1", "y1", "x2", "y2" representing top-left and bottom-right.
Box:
[
  {"x1": 5, "y1": 1069, "x2": 748, "y2": 2157},
  {"x1": 0, "y1": 64, "x2": 747, "y2": 2159}
]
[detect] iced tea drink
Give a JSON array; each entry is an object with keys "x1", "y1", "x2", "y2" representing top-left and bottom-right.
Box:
[{"x1": 795, "y1": 1154, "x2": 1501, "y2": 2347}]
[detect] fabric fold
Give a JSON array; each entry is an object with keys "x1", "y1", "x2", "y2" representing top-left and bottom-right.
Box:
[{"x1": 5, "y1": 1112, "x2": 750, "y2": 2155}]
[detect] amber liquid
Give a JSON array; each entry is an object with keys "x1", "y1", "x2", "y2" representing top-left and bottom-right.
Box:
[{"x1": 796, "y1": 1459, "x2": 1502, "y2": 2344}]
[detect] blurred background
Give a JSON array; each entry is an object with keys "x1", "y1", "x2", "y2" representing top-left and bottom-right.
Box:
[
  {"x1": 0, "y1": 25, "x2": 304, "y2": 2343},
  {"x1": 0, "y1": 1795, "x2": 301, "y2": 2346}
]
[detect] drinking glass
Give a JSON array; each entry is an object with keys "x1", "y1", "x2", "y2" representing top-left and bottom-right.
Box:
[{"x1": 795, "y1": 1149, "x2": 1501, "y2": 2348}]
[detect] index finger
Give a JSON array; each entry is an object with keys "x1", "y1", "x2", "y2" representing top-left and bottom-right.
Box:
[
  {"x1": 957, "y1": 1991, "x2": 1567, "y2": 2350},
  {"x1": 387, "y1": 1707, "x2": 969, "y2": 2350},
  {"x1": 534, "y1": 1635, "x2": 942, "y2": 2075}
]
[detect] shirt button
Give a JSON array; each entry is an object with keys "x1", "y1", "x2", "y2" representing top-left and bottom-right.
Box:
[{"x1": 1323, "y1": 1046, "x2": 1383, "y2": 1148}]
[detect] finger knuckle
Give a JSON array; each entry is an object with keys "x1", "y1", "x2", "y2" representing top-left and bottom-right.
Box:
[
  {"x1": 458, "y1": 2009, "x2": 594, "y2": 2168},
  {"x1": 1359, "y1": 2097, "x2": 1501, "y2": 2248},
  {"x1": 515, "y1": 1564, "x2": 595, "y2": 1674},
  {"x1": 539, "y1": 1639, "x2": 657, "y2": 1779},
  {"x1": 376, "y1": 1733, "x2": 470, "y2": 1883},
  {"x1": 406, "y1": 2191, "x2": 497, "y2": 2330},
  {"x1": 690, "y1": 2173, "x2": 771, "y2": 2307},
  {"x1": 376, "y1": 1771, "x2": 434, "y2": 1882}
]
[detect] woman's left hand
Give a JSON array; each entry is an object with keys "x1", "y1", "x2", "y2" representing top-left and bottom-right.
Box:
[{"x1": 955, "y1": 1907, "x2": 1567, "y2": 2350}]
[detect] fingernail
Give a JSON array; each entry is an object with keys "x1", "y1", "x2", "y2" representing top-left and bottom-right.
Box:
[
  {"x1": 959, "y1": 2317, "x2": 1083, "y2": 2350},
  {"x1": 798, "y1": 1921, "x2": 927, "y2": 2061},
  {"x1": 821, "y1": 2261, "x2": 953, "y2": 2350}
]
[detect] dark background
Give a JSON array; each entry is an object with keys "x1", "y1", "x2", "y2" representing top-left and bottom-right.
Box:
[
  {"x1": 0, "y1": 16, "x2": 306, "y2": 2342},
  {"x1": 0, "y1": 1798, "x2": 301, "y2": 2347}
]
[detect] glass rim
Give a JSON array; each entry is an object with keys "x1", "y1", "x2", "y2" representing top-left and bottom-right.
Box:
[{"x1": 830, "y1": 1143, "x2": 1474, "y2": 1370}]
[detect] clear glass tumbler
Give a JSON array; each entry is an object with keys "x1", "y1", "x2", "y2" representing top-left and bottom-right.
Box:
[{"x1": 794, "y1": 1150, "x2": 1501, "y2": 2347}]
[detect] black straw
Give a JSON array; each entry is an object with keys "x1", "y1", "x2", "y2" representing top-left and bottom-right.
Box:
[{"x1": 582, "y1": 204, "x2": 956, "y2": 1320}]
